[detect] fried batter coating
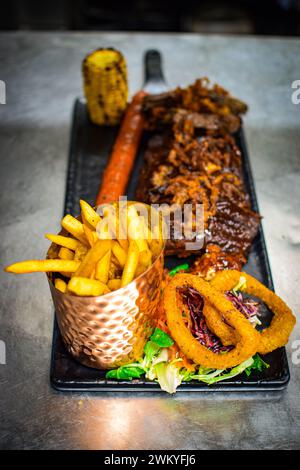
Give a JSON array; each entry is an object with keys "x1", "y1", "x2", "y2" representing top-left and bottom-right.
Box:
[
  {"x1": 210, "y1": 270, "x2": 296, "y2": 354},
  {"x1": 163, "y1": 274, "x2": 260, "y2": 369}
]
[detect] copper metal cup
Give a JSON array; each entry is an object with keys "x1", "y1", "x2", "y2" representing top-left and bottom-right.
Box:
[{"x1": 47, "y1": 206, "x2": 165, "y2": 370}]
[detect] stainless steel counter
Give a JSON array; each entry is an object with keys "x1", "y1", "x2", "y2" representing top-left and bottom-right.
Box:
[{"x1": 0, "y1": 32, "x2": 299, "y2": 450}]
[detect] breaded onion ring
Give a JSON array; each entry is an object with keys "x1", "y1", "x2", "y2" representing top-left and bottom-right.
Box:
[
  {"x1": 210, "y1": 270, "x2": 296, "y2": 354},
  {"x1": 203, "y1": 305, "x2": 237, "y2": 346},
  {"x1": 163, "y1": 273, "x2": 260, "y2": 369}
]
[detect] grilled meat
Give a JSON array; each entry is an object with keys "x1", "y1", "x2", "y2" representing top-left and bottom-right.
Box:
[
  {"x1": 205, "y1": 198, "x2": 260, "y2": 255},
  {"x1": 190, "y1": 245, "x2": 246, "y2": 280},
  {"x1": 173, "y1": 110, "x2": 241, "y2": 135},
  {"x1": 136, "y1": 78, "x2": 259, "y2": 268},
  {"x1": 143, "y1": 78, "x2": 247, "y2": 133}
]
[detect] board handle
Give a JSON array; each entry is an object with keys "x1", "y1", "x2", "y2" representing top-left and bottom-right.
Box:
[{"x1": 143, "y1": 49, "x2": 168, "y2": 94}]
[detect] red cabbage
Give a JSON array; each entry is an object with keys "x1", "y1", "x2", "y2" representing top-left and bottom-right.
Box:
[
  {"x1": 225, "y1": 291, "x2": 260, "y2": 325},
  {"x1": 179, "y1": 287, "x2": 232, "y2": 353}
]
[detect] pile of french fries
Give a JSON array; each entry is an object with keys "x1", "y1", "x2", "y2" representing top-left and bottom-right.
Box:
[{"x1": 5, "y1": 200, "x2": 164, "y2": 296}]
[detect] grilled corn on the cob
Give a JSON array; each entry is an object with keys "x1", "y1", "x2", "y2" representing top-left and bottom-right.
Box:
[{"x1": 82, "y1": 48, "x2": 128, "y2": 126}]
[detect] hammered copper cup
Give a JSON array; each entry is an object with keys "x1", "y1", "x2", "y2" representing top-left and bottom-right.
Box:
[{"x1": 47, "y1": 206, "x2": 165, "y2": 370}]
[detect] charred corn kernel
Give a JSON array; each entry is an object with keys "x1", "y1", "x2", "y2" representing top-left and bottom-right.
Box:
[{"x1": 82, "y1": 48, "x2": 128, "y2": 126}]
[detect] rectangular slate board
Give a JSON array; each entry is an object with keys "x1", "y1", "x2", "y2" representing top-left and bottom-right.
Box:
[{"x1": 50, "y1": 97, "x2": 290, "y2": 392}]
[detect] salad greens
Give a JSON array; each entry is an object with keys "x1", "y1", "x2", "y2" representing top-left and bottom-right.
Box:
[
  {"x1": 149, "y1": 327, "x2": 174, "y2": 347},
  {"x1": 169, "y1": 263, "x2": 189, "y2": 277},
  {"x1": 105, "y1": 327, "x2": 269, "y2": 394},
  {"x1": 105, "y1": 274, "x2": 269, "y2": 394},
  {"x1": 244, "y1": 353, "x2": 270, "y2": 377}
]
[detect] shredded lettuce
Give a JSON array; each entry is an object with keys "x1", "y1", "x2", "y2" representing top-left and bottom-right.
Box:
[
  {"x1": 153, "y1": 361, "x2": 184, "y2": 394},
  {"x1": 232, "y1": 275, "x2": 247, "y2": 295},
  {"x1": 105, "y1": 327, "x2": 269, "y2": 393},
  {"x1": 189, "y1": 357, "x2": 254, "y2": 385},
  {"x1": 142, "y1": 341, "x2": 161, "y2": 368}
]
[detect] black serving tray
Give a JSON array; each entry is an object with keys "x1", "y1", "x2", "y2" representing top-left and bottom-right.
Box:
[{"x1": 50, "y1": 52, "x2": 290, "y2": 392}]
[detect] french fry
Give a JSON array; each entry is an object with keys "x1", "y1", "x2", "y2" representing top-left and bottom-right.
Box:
[
  {"x1": 102, "y1": 205, "x2": 117, "y2": 238},
  {"x1": 116, "y1": 204, "x2": 129, "y2": 250},
  {"x1": 107, "y1": 279, "x2": 122, "y2": 291},
  {"x1": 83, "y1": 225, "x2": 95, "y2": 247},
  {"x1": 5, "y1": 201, "x2": 160, "y2": 296},
  {"x1": 139, "y1": 249, "x2": 152, "y2": 267},
  {"x1": 96, "y1": 218, "x2": 113, "y2": 240},
  {"x1": 134, "y1": 264, "x2": 147, "y2": 278},
  {"x1": 58, "y1": 247, "x2": 74, "y2": 260},
  {"x1": 55, "y1": 278, "x2": 67, "y2": 293},
  {"x1": 68, "y1": 277, "x2": 107, "y2": 296},
  {"x1": 80, "y1": 199, "x2": 101, "y2": 229},
  {"x1": 95, "y1": 249, "x2": 111, "y2": 284},
  {"x1": 108, "y1": 260, "x2": 120, "y2": 280},
  {"x1": 4, "y1": 259, "x2": 80, "y2": 274},
  {"x1": 103, "y1": 285, "x2": 111, "y2": 294},
  {"x1": 117, "y1": 237, "x2": 128, "y2": 251},
  {"x1": 127, "y1": 205, "x2": 148, "y2": 252},
  {"x1": 75, "y1": 239, "x2": 112, "y2": 278},
  {"x1": 45, "y1": 234, "x2": 80, "y2": 251},
  {"x1": 149, "y1": 239, "x2": 163, "y2": 257},
  {"x1": 74, "y1": 244, "x2": 88, "y2": 261},
  {"x1": 149, "y1": 213, "x2": 165, "y2": 256},
  {"x1": 132, "y1": 208, "x2": 153, "y2": 242},
  {"x1": 112, "y1": 241, "x2": 127, "y2": 268},
  {"x1": 92, "y1": 231, "x2": 99, "y2": 244},
  {"x1": 61, "y1": 214, "x2": 87, "y2": 245},
  {"x1": 60, "y1": 271, "x2": 72, "y2": 278},
  {"x1": 90, "y1": 268, "x2": 96, "y2": 279},
  {"x1": 121, "y1": 240, "x2": 139, "y2": 287}
]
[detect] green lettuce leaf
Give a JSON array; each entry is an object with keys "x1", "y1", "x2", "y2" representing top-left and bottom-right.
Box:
[
  {"x1": 153, "y1": 361, "x2": 184, "y2": 394},
  {"x1": 146, "y1": 349, "x2": 169, "y2": 381},
  {"x1": 245, "y1": 353, "x2": 269, "y2": 377},
  {"x1": 143, "y1": 340, "x2": 161, "y2": 368},
  {"x1": 190, "y1": 357, "x2": 254, "y2": 385},
  {"x1": 150, "y1": 328, "x2": 174, "y2": 348},
  {"x1": 106, "y1": 363, "x2": 145, "y2": 380}
]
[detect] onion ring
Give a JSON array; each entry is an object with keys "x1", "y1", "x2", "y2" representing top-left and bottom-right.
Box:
[
  {"x1": 210, "y1": 270, "x2": 296, "y2": 354},
  {"x1": 163, "y1": 273, "x2": 260, "y2": 369},
  {"x1": 203, "y1": 306, "x2": 237, "y2": 346}
]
